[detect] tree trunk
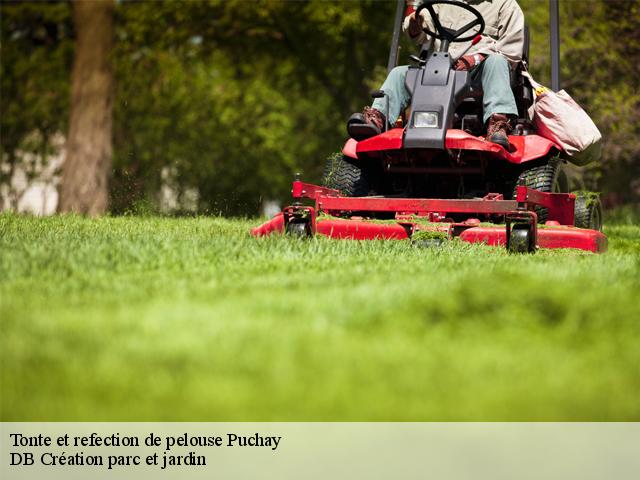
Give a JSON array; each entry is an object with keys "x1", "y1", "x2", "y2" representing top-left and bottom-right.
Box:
[{"x1": 59, "y1": 0, "x2": 114, "y2": 215}]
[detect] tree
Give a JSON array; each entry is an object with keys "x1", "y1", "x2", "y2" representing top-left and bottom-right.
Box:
[
  {"x1": 520, "y1": 0, "x2": 640, "y2": 204},
  {"x1": 58, "y1": 0, "x2": 114, "y2": 215},
  {"x1": 0, "y1": 1, "x2": 72, "y2": 210}
]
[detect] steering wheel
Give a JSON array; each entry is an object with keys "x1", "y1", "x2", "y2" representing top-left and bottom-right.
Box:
[{"x1": 415, "y1": 0, "x2": 485, "y2": 43}]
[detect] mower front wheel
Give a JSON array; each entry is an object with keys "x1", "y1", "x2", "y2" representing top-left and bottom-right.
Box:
[
  {"x1": 286, "y1": 220, "x2": 312, "y2": 238},
  {"x1": 507, "y1": 223, "x2": 536, "y2": 254}
]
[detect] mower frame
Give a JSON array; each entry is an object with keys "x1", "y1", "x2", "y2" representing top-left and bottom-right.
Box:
[{"x1": 252, "y1": 178, "x2": 607, "y2": 253}]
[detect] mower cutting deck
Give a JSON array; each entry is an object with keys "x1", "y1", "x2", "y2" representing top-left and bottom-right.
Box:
[{"x1": 251, "y1": 178, "x2": 607, "y2": 254}]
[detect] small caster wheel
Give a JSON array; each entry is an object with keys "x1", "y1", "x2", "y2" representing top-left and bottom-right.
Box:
[
  {"x1": 508, "y1": 223, "x2": 535, "y2": 254},
  {"x1": 286, "y1": 221, "x2": 311, "y2": 238}
]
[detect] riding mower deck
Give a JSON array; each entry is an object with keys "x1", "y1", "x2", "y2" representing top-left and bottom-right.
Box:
[{"x1": 252, "y1": 0, "x2": 606, "y2": 254}]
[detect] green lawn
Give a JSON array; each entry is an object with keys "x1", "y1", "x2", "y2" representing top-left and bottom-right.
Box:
[{"x1": 1, "y1": 212, "x2": 639, "y2": 421}]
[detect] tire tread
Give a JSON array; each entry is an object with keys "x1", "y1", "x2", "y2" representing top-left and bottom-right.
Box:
[{"x1": 321, "y1": 152, "x2": 371, "y2": 197}]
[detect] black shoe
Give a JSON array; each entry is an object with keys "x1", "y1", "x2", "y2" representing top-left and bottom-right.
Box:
[{"x1": 347, "y1": 107, "x2": 386, "y2": 141}]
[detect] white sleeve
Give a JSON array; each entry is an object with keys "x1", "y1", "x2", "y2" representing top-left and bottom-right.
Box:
[{"x1": 495, "y1": 0, "x2": 525, "y2": 64}]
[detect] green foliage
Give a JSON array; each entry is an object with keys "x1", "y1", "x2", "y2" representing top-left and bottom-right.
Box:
[
  {"x1": 0, "y1": 1, "x2": 73, "y2": 204},
  {"x1": 109, "y1": 0, "x2": 395, "y2": 214},
  {"x1": 1, "y1": 213, "x2": 639, "y2": 420},
  {"x1": 519, "y1": 0, "x2": 640, "y2": 203},
  {"x1": 1, "y1": 1, "x2": 639, "y2": 212}
]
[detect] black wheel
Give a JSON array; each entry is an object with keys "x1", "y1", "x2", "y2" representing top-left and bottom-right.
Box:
[
  {"x1": 573, "y1": 192, "x2": 603, "y2": 231},
  {"x1": 321, "y1": 152, "x2": 374, "y2": 197},
  {"x1": 513, "y1": 158, "x2": 568, "y2": 223},
  {"x1": 286, "y1": 221, "x2": 310, "y2": 238},
  {"x1": 508, "y1": 223, "x2": 535, "y2": 254}
]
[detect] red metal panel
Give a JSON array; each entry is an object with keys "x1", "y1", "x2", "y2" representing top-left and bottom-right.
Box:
[
  {"x1": 515, "y1": 186, "x2": 575, "y2": 225},
  {"x1": 292, "y1": 181, "x2": 341, "y2": 200},
  {"x1": 458, "y1": 227, "x2": 506, "y2": 246},
  {"x1": 446, "y1": 129, "x2": 518, "y2": 162},
  {"x1": 344, "y1": 128, "x2": 559, "y2": 164},
  {"x1": 537, "y1": 228, "x2": 607, "y2": 253},
  {"x1": 317, "y1": 196, "x2": 518, "y2": 214},
  {"x1": 458, "y1": 226, "x2": 606, "y2": 252},
  {"x1": 316, "y1": 219, "x2": 409, "y2": 240},
  {"x1": 356, "y1": 128, "x2": 404, "y2": 153},
  {"x1": 520, "y1": 134, "x2": 562, "y2": 162},
  {"x1": 445, "y1": 129, "x2": 560, "y2": 164},
  {"x1": 342, "y1": 138, "x2": 358, "y2": 159},
  {"x1": 251, "y1": 213, "x2": 285, "y2": 237}
]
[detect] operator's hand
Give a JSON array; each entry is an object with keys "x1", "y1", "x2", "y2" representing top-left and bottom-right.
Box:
[
  {"x1": 407, "y1": 12, "x2": 423, "y2": 38},
  {"x1": 454, "y1": 54, "x2": 486, "y2": 71}
]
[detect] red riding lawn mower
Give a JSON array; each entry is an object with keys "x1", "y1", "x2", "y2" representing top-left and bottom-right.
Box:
[{"x1": 252, "y1": 0, "x2": 607, "y2": 254}]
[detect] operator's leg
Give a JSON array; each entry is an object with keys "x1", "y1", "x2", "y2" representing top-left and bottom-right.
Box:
[
  {"x1": 347, "y1": 65, "x2": 411, "y2": 141},
  {"x1": 480, "y1": 55, "x2": 518, "y2": 123},
  {"x1": 479, "y1": 55, "x2": 518, "y2": 148},
  {"x1": 371, "y1": 65, "x2": 411, "y2": 124}
]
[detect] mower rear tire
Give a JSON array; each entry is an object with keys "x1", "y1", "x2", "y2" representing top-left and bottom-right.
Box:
[
  {"x1": 514, "y1": 158, "x2": 568, "y2": 223},
  {"x1": 321, "y1": 152, "x2": 373, "y2": 197},
  {"x1": 573, "y1": 192, "x2": 603, "y2": 231}
]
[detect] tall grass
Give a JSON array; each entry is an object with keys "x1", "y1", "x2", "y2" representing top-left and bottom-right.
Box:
[{"x1": 1, "y1": 213, "x2": 638, "y2": 420}]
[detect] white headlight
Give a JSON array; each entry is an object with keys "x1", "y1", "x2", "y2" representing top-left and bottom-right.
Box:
[{"x1": 414, "y1": 111, "x2": 439, "y2": 128}]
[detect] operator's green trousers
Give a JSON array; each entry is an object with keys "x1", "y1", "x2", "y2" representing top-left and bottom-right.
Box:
[{"x1": 372, "y1": 54, "x2": 518, "y2": 125}]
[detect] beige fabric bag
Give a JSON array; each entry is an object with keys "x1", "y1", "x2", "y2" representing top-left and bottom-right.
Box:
[{"x1": 522, "y1": 70, "x2": 602, "y2": 166}]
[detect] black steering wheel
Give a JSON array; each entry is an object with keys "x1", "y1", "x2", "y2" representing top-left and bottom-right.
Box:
[{"x1": 415, "y1": 0, "x2": 485, "y2": 43}]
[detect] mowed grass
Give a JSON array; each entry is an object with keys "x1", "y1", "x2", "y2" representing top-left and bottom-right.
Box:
[{"x1": 1, "y1": 212, "x2": 639, "y2": 421}]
